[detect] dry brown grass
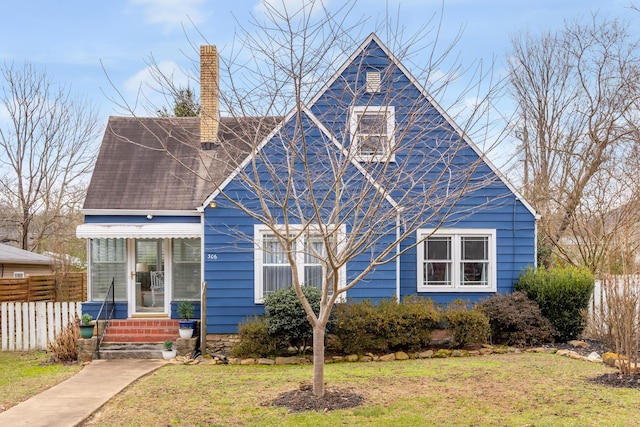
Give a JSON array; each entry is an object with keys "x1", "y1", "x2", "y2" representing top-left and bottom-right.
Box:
[{"x1": 82, "y1": 353, "x2": 640, "y2": 426}]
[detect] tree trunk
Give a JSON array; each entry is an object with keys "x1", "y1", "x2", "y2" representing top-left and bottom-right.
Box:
[{"x1": 312, "y1": 324, "x2": 325, "y2": 397}]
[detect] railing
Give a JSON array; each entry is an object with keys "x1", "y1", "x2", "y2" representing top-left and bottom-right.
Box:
[{"x1": 95, "y1": 278, "x2": 115, "y2": 359}]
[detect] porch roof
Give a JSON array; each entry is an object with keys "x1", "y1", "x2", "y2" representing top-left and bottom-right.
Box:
[{"x1": 76, "y1": 223, "x2": 201, "y2": 239}]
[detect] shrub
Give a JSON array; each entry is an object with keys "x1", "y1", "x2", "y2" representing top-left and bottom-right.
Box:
[
  {"x1": 231, "y1": 316, "x2": 284, "y2": 358},
  {"x1": 263, "y1": 286, "x2": 321, "y2": 351},
  {"x1": 442, "y1": 300, "x2": 490, "y2": 347},
  {"x1": 596, "y1": 274, "x2": 640, "y2": 376},
  {"x1": 48, "y1": 318, "x2": 79, "y2": 363},
  {"x1": 375, "y1": 297, "x2": 440, "y2": 351},
  {"x1": 329, "y1": 299, "x2": 377, "y2": 354},
  {"x1": 516, "y1": 266, "x2": 594, "y2": 342},
  {"x1": 329, "y1": 296, "x2": 440, "y2": 353},
  {"x1": 477, "y1": 292, "x2": 555, "y2": 347}
]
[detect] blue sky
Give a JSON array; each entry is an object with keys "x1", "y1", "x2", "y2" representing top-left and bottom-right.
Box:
[{"x1": 0, "y1": 0, "x2": 636, "y2": 163}]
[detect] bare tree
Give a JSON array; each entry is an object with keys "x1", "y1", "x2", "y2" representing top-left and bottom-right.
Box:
[
  {"x1": 117, "y1": 1, "x2": 513, "y2": 397},
  {"x1": 507, "y1": 14, "x2": 640, "y2": 269},
  {"x1": 0, "y1": 62, "x2": 101, "y2": 252}
]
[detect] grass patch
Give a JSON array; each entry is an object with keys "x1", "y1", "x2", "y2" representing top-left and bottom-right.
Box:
[
  {"x1": 84, "y1": 354, "x2": 640, "y2": 426},
  {"x1": 0, "y1": 351, "x2": 82, "y2": 412}
]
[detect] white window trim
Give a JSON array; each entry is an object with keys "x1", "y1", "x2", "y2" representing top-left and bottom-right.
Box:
[
  {"x1": 254, "y1": 224, "x2": 346, "y2": 304},
  {"x1": 349, "y1": 106, "x2": 395, "y2": 162},
  {"x1": 14, "y1": 272, "x2": 25, "y2": 278},
  {"x1": 416, "y1": 228, "x2": 497, "y2": 293}
]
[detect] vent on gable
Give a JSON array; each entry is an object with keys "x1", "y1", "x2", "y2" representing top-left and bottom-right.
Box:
[{"x1": 366, "y1": 72, "x2": 381, "y2": 93}]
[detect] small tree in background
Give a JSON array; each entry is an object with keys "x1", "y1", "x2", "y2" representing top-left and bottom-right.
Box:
[
  {"x1": 0, "y1": 62, "x2": 100, "y2": 253},
  {"x1": 157, "y1": 87, "x2": 200, "y2": 117}
]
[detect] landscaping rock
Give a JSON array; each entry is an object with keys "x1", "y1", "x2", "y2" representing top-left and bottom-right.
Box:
[
  {"x1": 433, "y1": 349, "x2": 452, "y2": 358},
  {"x1": 275, "y1": 356, "x2": 302, "y2": 365},
  {"x1": 240, "y1": 358, "x2": 256, "y2": 365},
  {"x1": 451, "y1": 350, "x2": 467, "y2": 357},
  {"x1": 418, "y1": 350, "x2": 434, "y2": 359},
  {"x1": 587, "y1": 352, "x2": 602, "y2": 362},
  {"x1": 360, "y1": 355, "x2": 373, "y2": 362},
  {"x1": 603, "y1": 352, "x2": 624, "y2": 368},
  {"x1": 568, "y1": 351, "x2": 583, "y2": 360},
  {"x1": 568, "y1": 340, "x2": 589, "y2": 349},
  {"x1": 395, "y1": 351, "x2": 409, "y2": 360},
  {"x1": 258, "y1": 358, "x2": 275, "y2": 365},
  {"x1": 379, "y1": 353, "x2": 396, "y2": 362},
  {"x1": 345, "y1": 354, "x2": 359, "y2": 362},
  {"x1": 479, "y1": 347, "x2": 494, "y2": 355}
]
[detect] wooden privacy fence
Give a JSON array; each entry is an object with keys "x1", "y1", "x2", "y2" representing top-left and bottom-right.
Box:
[
  {"x1": 1, "y1": 301, "x2": 81, "y2": 351},
  {"x1": 0, "y1": 272, "x2": 86, "y2": 303}
]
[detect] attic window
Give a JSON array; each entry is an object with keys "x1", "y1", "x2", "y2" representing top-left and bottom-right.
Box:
[
  {"x1": 350, "y1": 106, "x2": 395, "y2": 162},
  {"x1": 366, "y1": 72, "x2": 381, "y2": 92}
]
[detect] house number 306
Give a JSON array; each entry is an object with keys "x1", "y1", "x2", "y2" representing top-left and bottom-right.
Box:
[{"x1": 207, "y1": 253, "x2": 218, "y2": 260}]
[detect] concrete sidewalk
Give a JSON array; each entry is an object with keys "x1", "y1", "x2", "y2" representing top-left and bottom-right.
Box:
[{"x1": 0, "y1": 359, "x2": 166, "y2": 427}]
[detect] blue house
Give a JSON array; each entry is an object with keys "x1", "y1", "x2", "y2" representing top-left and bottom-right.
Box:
[{"x1": 78, "y1": 34, "x2": 537, "y2": 338}]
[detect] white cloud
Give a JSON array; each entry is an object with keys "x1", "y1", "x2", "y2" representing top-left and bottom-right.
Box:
[
  {"x1": 131, "y1": 0, "x2": 207, "y2": 29},
  {"x1": 123, "y1": 60, "x2": 193, "y2": 114}
]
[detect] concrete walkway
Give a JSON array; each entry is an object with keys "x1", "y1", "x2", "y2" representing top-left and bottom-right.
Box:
[{"x1": 0, "y1": 359, "x2": 167, "y2": 427}]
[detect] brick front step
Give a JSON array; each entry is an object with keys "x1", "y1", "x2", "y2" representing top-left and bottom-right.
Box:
[{"x1": 102, "y1": 319, "x2": 179, "y2": 343}]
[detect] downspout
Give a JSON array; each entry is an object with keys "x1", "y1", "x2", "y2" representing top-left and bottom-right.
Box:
[{"x1": 396, "y1": 211, "x2": 401, "y2": 302}]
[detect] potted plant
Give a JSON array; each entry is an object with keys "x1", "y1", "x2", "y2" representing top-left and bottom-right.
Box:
[
  {"x1": 79, "y1": 313, "x2": 95, "y2": 339},
  {"x1": 162, "y1": 339, "x2": 176, "y2": 360},
  {"x1": 177, "y1": 300, "x2": 196, "y2": 339}
]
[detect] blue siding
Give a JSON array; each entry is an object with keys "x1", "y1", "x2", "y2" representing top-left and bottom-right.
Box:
[
  {"x1": 81, "y1": 302, "x2": 128, "y2": 319},
  {"x1": 202, "y1": 36, "x2": 536, "y2": 333}
]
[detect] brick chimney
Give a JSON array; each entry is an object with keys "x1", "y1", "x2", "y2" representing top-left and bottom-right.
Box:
[{"x1": 200, "y1": 45, "x2": 219, "y2": 149}]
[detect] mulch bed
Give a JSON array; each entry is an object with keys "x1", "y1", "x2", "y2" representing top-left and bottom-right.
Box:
[
  {"x1": 588, "y1": 373, "x2": 640, "y2": 389},
  {"x1": 264, "y1": 384, "x2": 365, "y2": 413}
]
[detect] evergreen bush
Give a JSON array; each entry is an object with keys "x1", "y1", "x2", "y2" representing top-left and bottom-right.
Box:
[
  {"x1": 516, "y1": 266, "x2": 594, "y2": 342},
  {"x1": 231, "y1": 316, "x2": 284, "y2": 358},
  {"x1": 263, "y1": 285, "x2": 321, "y2": 351}
]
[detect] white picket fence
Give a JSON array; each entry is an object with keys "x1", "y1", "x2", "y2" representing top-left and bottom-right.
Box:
[{"x1": 1, "y1": 302, "x2": 82, "y2": 351}]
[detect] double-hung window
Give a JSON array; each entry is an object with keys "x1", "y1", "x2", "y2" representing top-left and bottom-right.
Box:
[
  {"x1": 254, "y1": 225, "x2": 345, "y2": 303},
  {"x1": 416, "y1": 229, "x2": 496, "y2": 292},
  {"x1": 350, "y1": 106, "x2": 395, "y2": 162}
]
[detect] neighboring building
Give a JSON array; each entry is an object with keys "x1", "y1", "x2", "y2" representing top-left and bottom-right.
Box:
[
  {"x1": 0, "y1": 243, "x2": 56, "y2": 278},
  {"x1": 77, "y1": 34, "x2": 538, "y2": 334}
]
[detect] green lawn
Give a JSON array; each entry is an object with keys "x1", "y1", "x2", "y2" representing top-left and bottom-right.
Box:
[
  {"x1": 0, "y1": 351, "x2": 82, "y2": 411},
  {"x1": 82, "y1": 354, "x2": 639, "y2": 427}
]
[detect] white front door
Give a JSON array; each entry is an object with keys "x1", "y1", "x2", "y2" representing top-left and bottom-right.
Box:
[{"x1": 130, "y1": 238, "x2": 169, "y2": 315}]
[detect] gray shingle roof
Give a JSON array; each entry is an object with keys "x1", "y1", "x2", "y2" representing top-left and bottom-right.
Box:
[
  {"x1": 0, "y1": 243, "x2": 56, "y2": 265},
  {"x1": 83, "y1": 116, "x2": 280, "y2": 211}
]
